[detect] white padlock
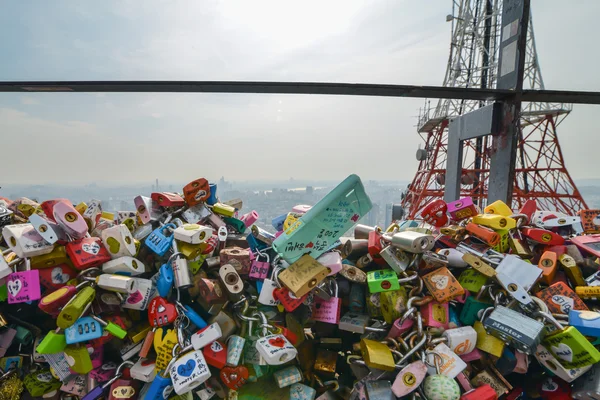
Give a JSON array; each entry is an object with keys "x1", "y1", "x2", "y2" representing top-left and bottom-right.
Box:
[
  {"x1": 82, "y1": 199, "x2": 103, "y2": 230},
  {"x1": 169, "y1": 349, "x2": 211, "y2": 395},
  {"x1": 255, "y1": 334, "x2": 298, "y2": 365},
  {"x1": 534, "y1": 344, "x2": 591, "y2": 383},
  {"x1": 102, "y1": 256, "x2": 145, "y2": 276},
  {"x1": 425, "y1": 343, "x2": 467, "y2": 378},
  {"x1": 102, "y1": 224, "x2": 136, "y2": 259},
  {"x1": 2, "y1": 224, "x2": 54, "y2": 258},
  {"x1": 442, "y1": 326, "x2": 477, "y2": 355},
  {"x1": 121, "y1": 277, "x2": 157, "y2": 310},
  {"x1": 130, "y1": 358, "x2": 157, "y2": 382},
  {"x1": 173, "y1": 224, "x2": 213, "y2": 244},
  {"x1": 437, "y1": 248, "x2": 469, "y2": 268},
  {"x1": 190, "y1": 323, "x2": 223, "y2": 350}
]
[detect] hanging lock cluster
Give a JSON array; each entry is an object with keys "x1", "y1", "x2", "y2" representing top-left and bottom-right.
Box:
[{"x1": 3, "y1": 175, "x2": 600, "y2": 399}]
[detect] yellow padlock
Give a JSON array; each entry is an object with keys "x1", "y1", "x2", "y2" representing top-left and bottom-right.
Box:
[
  {"x1": 30, "y1": 246, "x2": 71, "y2": 269},
  {"x1": 177, "y1": 241, "x2": 206, "y2": 260},
  {"x1": 360, "y1": 339, "x2": 396, "y2": 371},
  {"x1": 473, "y1": 214, "x2": 516, "y2": 230},
  {"x1": 474, "y1": 321, "x2": 505, "y2": 357},
  {"x1": 484, "y1": 200, "x2": 513, "y2": 216},
  {"x1": 212, "y1": 203, "x2": 235, "y2": 218},
  {"x1": 278, "y1": 255, "x2": 328, "y2": 298},
  {"x1": 380, "y1": 288, "x2": 407, "y2": 324},
  {"x1": 75, "y1": 202, "x2": 87, "y2": 214}
]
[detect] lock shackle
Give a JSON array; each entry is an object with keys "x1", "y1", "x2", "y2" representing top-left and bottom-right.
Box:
[
  {"x1": 329, "y1": 279, "x2": 338, "y2": 297},
  {"x1": 400, "y1": 307, "x2": 417, "y2": 325},
  {"x1": 475, "y1": 284, "x2": 493, "y2": 300},
  {"x1": 425, "y1": 350, "x2": 445, "y2": 374},
  {"x1": 394, "y1": 333, "x2": 428, "y2": 367},
  {"x1": 511, "y1": 213, "x2": 529, "y2": 228},
  {"x1": 398, "y1": 272, "x2": 419, "y2": 284},
  {"x1": 115, "y1": 360, "x2": 134, "y2": 376},
  {"x1": 77, "y1": 267, "x2": 101, "y2": 281},
  {"x1": 167, "y1": 251, "x2": 185, "y2": 265},
  {"x1": 535, "y1": 311, "x2": 565, "y2": 331},
  {"x1": 479, "y1": 306, "x2": 495, "y2": 323}
]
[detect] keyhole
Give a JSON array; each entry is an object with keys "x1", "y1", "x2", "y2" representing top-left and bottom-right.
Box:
[
  {"x1": 403, "y1": 372, "x2": 416, "y2": 386},
  {"x1": 137, "y1": 205, "x2": 146, "y2": 213},
  {"x1": 308, "y1": 279, "x2": 317, "y2": 288},
  {"x1": 507, "y1": 283, "x2": 518, "y2": 292},
  {"x1": 39, "y1": 224, "x2": 48, "y2": 233},
  {"x1": 65, "y1": 212, "x2": 78, "y2": 223},
  {"x1": 541, "y1": 259, "x2": 553, "y2": 267},
  {"x1": 124, "y1": 236, "x2": 132, "y2": 245},
  {"x1": 499, "y1": 218, "x2": 507, "y2": 227}
]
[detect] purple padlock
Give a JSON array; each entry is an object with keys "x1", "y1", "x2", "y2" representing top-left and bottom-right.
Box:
[
  {"x1": 88, "y1": 344, "x2": 104, "y2": 369},
  {"x1": 7, "y1": 264, "x2": 41, "y2": 304},
  {"x1": 249, "y1": 252, "x2": 270, "y2": 280}
]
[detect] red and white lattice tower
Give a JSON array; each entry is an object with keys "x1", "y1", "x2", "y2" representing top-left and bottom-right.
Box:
[{"x1": 402, "y1": 0, "x2": 587, "y2": 217}]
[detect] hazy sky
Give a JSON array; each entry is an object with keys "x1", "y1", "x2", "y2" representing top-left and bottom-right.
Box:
[{"x1": 1, "y1": 0, "x2": 599, "y2": 185}]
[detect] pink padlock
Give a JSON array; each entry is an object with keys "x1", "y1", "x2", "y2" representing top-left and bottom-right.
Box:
[
  {"x1": 7, "y1": 266, "x2": 41, "y2": 304},
  {"x1": 392, "y1": 361, "x2": 427, "y2": 397},
  {"x1": 460, "y1": 348, "x2": 483, "y2": 362},
  {"x1": 248, "y1": 252, "x2": 270, "y2": 280},
  {"x1": 316, "y1": 252, "x2": 343, "y2": 276},
  {"x1": 240, "y1": 211, "x2": 259, "y2": 228},
  {"x1": 387, "y1": 318, "x2": 414, "y2": 339},
  {"x1": 311, "y1": 281, "x2": 341, "y2": 324},
  {"x1": 447, "y1": 197, "x2": 478, "y2": 221},
  {"x1": 453, "y1": 290, "x2": 470, "y2": 304},
  {"x1": 455, "y1": 371, "x2": 473, "y2": 392},
  {"x1": 420, "y1": 302, "x2": 449, "y2": 329},
  {"x1": 88, "y1": 344, "x2": 104, "y2": 369},
  {"x1": 513, "y1": 351, "x2": 529, "y2": 374},
  {"x1": 291, "y1": 205, "x2": 311, "y2": 214}
]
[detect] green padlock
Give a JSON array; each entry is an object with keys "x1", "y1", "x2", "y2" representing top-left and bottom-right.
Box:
[
  {"x1": 23, "y1": 369, "x2": 61, "y2": 397},
  {"x1": 459, "y1": 296, "x2": 491, "y2": 326},
  {"x1": 0, "y1": 285, "x2": 7, "y2": 302},
  {"x1": 367, "y1": 269, "x2": 400, "y2": 294},
  {"x1": 11, "y1": 325, "x2": 33, "y2": 346},
  {"x1": 458, "y1": 269, "x2": 488, "y2": 293},
  {"x1": 57, "y1": 285, "x2": 96, "y2": 329},
  {"x1": 92, "y1": 315, "x2": 127, "y2": 339},
  {"x1": 36, "y1": 329, "x2": 67, "y2": 354},
  {"x1": 223, "y1": 216, "x2": 247, "y2": 234}
]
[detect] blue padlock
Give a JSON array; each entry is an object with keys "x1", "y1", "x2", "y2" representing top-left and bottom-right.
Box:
[
  {"x1": 206, "y1": 183, "x2": 218, "y2": 205},
  {"x1": 65, "y1": 316, "x2": 103, "y2": 344},
  {"x1": 272, "y1": 213, "x2": 287, "y2": 231},
  {"x1": 182, "y1": 305, "x2": 207, "y2": 329},
  {"x1": 144, "y1": 372, "x2": 173, "y2": 400},
  {"x1": 290, "y1": 383, "x2": 317, "y2": 400},
  {"x1": 449, "y1": 304, "x2": 462, "y2": 327},
  {"x1": 157, "y1": 263, "x2": 174, "y2": 298},
  {"x1": 569, "y1": 310, "x2": 600, "y2": 337},
  {"x1": 246, "y1": 234, "x2": 267, "y2": 253},
  {"x1": 349, "y1": 284, "x2": 366, "y2": 313},
  {"x1": 145, "y1": 223, "x2": 176, "y2": 256}
]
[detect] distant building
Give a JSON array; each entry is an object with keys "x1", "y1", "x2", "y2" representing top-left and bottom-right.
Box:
[
  {"x1": 385, "y1": 203, "x2": 393, "y2": 228},
  {"x1": 306, "y1": 186, "x2": 314, "y2": 195},
  {"x1": 367, "y1": 203, "x2": 380, "y2": 227}
]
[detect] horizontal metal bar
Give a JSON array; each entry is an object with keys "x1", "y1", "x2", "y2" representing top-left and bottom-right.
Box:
[{"x1": 0, "y1": 81, "x2": 599, "y2": 105}]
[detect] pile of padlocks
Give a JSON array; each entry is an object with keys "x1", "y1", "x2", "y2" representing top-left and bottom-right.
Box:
[{"x1": 2, "y1": 174, "x2": 600, "y2": 399}]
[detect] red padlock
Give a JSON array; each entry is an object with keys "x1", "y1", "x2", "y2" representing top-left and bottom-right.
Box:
[
  {"x1": 367, "y1": 230, "x2": 386, "y2": 265},
  {"x1": 273, "y1": 287, "x2": 308, "y2": 312},
  {"x1": 220, "y1": 365, "x2": 249, "y2": 390},
  {"x1": 147, "y1": 297, "x2": 178, "y2": 327},
  {"x1": 420, "y1": 199, "x2": 449, "y2": 227},
  {"x1": 203, "y1": 340, "x2": 227, "y2": 369},
  {"x1": 183, "y1": 178, "x2": 210, "y2": 206},
  {"x1": 66, "y1": 237, "x2": 112, "y2": 270},
  {"x1": 40, "y1": 199, "x2": 70, "y2": 222},
  {"x1": 537, "y1": 376, "x2": 571, "y2": 400},
  {"x1": 521, "y1": 227, "x2": 565, "y2": 245},
  {"x1": 519, "y1": 199, "x2": 537, "y2": 223},
  {"x1": 151, "y1": 192, "x2": 185, "y2": 208},
  {"x1": 461, "y1": 384, "x2": 497, "y2": 400},
  {"x1": 272, "y1": 324, "x2": 298, "y2": 345},
  {"x1": 38, "y1": 264, "x2": 77, "y2": 290},
  {"x1": 38, "y1": 285, "x2": 78, "y2": 317}
]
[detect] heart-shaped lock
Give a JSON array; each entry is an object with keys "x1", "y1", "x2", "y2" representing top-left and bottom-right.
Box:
[
  {"x1": 148, "y1": 297, "x2": 178, "y2": 327},
  {"x1": 203, "y1": 340, "x2": 227, "y2": 369},
  {"x1": 420, "y1": 199, "x2": 449, "y2": 227},
  {"x1": 220, "y1": 366, "x2": 249, "y2": 390}
]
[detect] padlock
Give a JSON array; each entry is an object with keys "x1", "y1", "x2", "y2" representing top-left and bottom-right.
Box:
[
  {"x1": 390, "y1": 230, "x2": 435, "y2": 253},
  {"x1": 169, "y1": 347, "x2": 212, "y2": 395},
  {"x1": 53, "y1": 201, "x2": 89, "y2": 239},
  {"x1": 133, "y1": 195, "x2": 161, "y2": 225},
  {"x1": 360, "y1": 338, "x2": 395, "y2": 371},
  {"x1": 66, "y1": 237, "x2": 112, "y2": 270},
  {"x1": 441, "y1": 327, "x2": 477, "y2": 356},
  {"x1": 208, "y1": 311, "x2": 236, "y2": 339},
  {"x1": 121, "y1": 277, "x2": 156, "y2": 311},
  {"x1": 225, "y1": 335, "x2": 245, "y2": 367},
  {"x1": 23, "y1": 369, "x2": 61, "y2": 398},
  {"x1": 426, "y1": 344, "x2": 467, "y2": 378},
  {"x1": 6, "y1": 261, "x2": 41, "y2": 304},
  {"x1": 473, "y1": 320, "x2": 505, "y2": 357},
  {"x1": 38, "y1": 263, "x2": 76, "y2": 290},
  {"x1": 148, "y1": 297, "x2": 178, "y2": 327},
  {"x1": 203, "y1": 340, "x2": 227, "y2": 369},
  {"x1": 108, "y1": 377, "x2": 138, "y2": 400},
  {"x1": 312, "y1": 280, "x2": 341, "y2": 324},
  {"x1": 61, "y1": 374, "x2": 88, "y2": 397},
  {"x1": 143, "y1": 368, "x2": 173, "y2": 400},
  {"x1": 274, "y1": 286, "x2": 308, "y2": 312},
  {"x1": 420, "y1": 301, "x2": 450, "y2": 329},
  {"x1": 447, "y1": 197, "x2": 478, "y2": 221},
  {"x1": 367, "y1": 269, "x2": 400, "y2": 294},
  {"x1": 534, "y1": 344, "x2": 591, "y2": 383},
  {"x1": 273, "y1": 365, "x2": 303, "y2": 388},
  {"x1": 508, "y1": 234, "x2": 533, "y2": 259},
  {"x1": 36, "y1": 328, "x2": 67, "y2": 354},
  {"x1": 278, "y1": 254, "x2": 329, "y2": 298},
  {"x1": 339, "y1": 264, "x2": 367, "y2": 283},
  {"x1": 537, "y1": 250, "x2": 558, "y2": 285},
  {"x1": 558, "y1": 254, "x2": 586, "y2": 286},
  {"x1": 249, "y1": 251, "x2": 270, "y2": 280},
  {"x1": 421, "y1": 199, "x2": 449, "y2": 227},
  {"x1": 465, "y1": 222, "x2": 500, "y2": 246},
  {"x1": 30, "y1": 245, "x2": 70, "y2": 269},
  {"x1": 423, "y1": 374, "x2": 461, "y2": 400},
  {"x1": 423, "y1": 267, "x2": 465, "y2": 302},
  {"x1": 380, "y1": 287, "x2": 407, "y2": 324},
  {"x1": 173, "y1": 223, "x2": 212, "y2": 244},
  {"x1": 130, "y1": 358, "x2": 156, "y2": 383},
  {"x1": 461, "y1": 385, "x2": 498, "y2": 400},
  {"x1": 102, "y1": 224, "x2": 137, "y2": 258},
  {"x1": 392, "y1": 361, "x2": 427, "y2": 397},
  {"x1": 255, "y1": 333, "x2": 297, "y2": 365},
  {"x1": 64, "y1": 316, "x2": 104, "y2": 344},
  {"x1": 348, "y1": 283, "x2": 366, "y2": 313},
  {"x1": 183, "y1": 178, "x2": 211, "y2": 206},
  {"x1": 366, "y1": 229, "x2": 386, "y2": 265},
  {"x1": 458, "y1": 269, "x2": 488, "y2": 293},
  {"x1": 64, "y1": 344, "x2": 94, "y2": 374},
  {"x1": 572, "y1": 363, "x2": 600, "y2": 400},
  {"x1": 145, "y1": 224, "x2": 176, "y2": 256},
  {"x1": 379, "y1": 245, "x2": 410, "y2": 274},
  {"x1": 0, "y1": 251, "x2": 11, "y2": 281},
  {"x1": 473, "y1": 214, "x2": 516, "y2": 230},
  {"x1": 538, "y1": 376, "x2": 572, "y2": 400},
  {"x1": 484, "y1": 200, "x2": 513, "y2": 216},
  {"x1": 540, "y1": 311, "x2": 600, "y2": 369},
  {"x1": 482, "y1": 306, "x2": 544, "y2": 354},
  {"x1": 521, "y1": 227, "x2": 565, "y2": 245},
  {"x1": 102, "y1": 256, "x2": 145, "y2": 276},
  {"x1": 218, "y1": 263, "x2": 244, "y2": 301},
  {"x1": 2, "y1": 224, "x2": 54, "y2": 258},
  {"x1": 316, "y1": 251, "x2": 343, "y2": 276},
  {"x1": 219, "y1": 246, "x2": 251, "y2": 275},
  {"x1": 536, "y1": 281, "x2": 588, "y2": 314}
]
